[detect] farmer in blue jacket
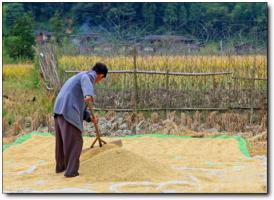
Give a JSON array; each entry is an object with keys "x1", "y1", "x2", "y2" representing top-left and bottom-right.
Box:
[{"x1": 53, "y1": 62, "x2": 108, "y2": 177}]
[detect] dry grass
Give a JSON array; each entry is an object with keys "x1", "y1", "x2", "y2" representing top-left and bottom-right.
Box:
[
  {"x1": 3, "y1": 64, "x2": 54, "y2": 136},
  {"x1": 3, "y1": 64, "x2": 33, "y2": 78}
]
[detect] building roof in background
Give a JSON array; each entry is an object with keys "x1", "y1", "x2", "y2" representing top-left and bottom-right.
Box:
[
  {"x1": 143, "y1": 35, "x2": 195, "y2": 42},
  {"x1": 35, "y1": 30, "x2": 52, "y2": 36}
]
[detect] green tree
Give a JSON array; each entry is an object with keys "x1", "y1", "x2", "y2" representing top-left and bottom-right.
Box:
[
  {"x1": 106, "y1": 3, "x2": 136, "y2": 26},
  {"x1": 71, "y1": 3, "x2": 101, "y2": 25},
  {"x1": 176, "y1": 4, "x2": 188, "y2": 34},
  {"x1": 105, "y1": 3, "x2": 136, "y2": 38},
  {"x1": 163, "y1": 3, "x2": 178, "y2": 30},
  {"x1": 5, "y1": 13, "x2": 35, "y2": 59},
  {"x1": 49, "y1": 11, "x2": 65, "y2": 45},
  {"x1": 142, "y1": 3, "x2": 156, "y2": 31},
  {"x1": 3, "y1": 3, "x2": 25, "y2": 37},
  {"x1": 4, "y1": 2, "x2": 266, "y2": 46},
  {"x1": 203, "y1": 3, "x2": 230, "y2": 40}
]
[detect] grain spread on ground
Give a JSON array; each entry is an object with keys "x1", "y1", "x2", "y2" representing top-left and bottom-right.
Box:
[{"x1": 3, "y1": 134, "x2": 267, "y2": 193}]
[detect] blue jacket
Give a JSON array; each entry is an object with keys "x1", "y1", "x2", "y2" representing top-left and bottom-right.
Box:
[{"x1": 53, "y1": 70, "x2": 96, "y2": 131}]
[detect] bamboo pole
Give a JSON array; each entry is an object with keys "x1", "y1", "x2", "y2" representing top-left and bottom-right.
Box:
[
  {"x1": 232, "y1": 76, "x2": 267, "y2": 81},
  {"x1": 132, "y1": 47, "x2": 138, "y2": 134},
  {"x1": 165, "y1": 65, "x2": 170, "y2": 118},
  {"x1": 250, "y1": 55, "x2": 257, "y2": 124},
  {"x1": 93, "y1": 107, "x2": 261, "y2": 112},
  {"x1": 133, "y1": 47, "x2": 139, "y2": 113},
  {"x1": 65, "y1": 70, "x2": 233, "y2": 76}
]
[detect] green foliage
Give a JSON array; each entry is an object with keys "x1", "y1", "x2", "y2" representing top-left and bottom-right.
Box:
[
  {"x1": 3, "y1": 3, "x2": 25, "y2": 36},
  {"x1": 49, "y1": 11, "x2": 65, "y2": 45},
  {"x1": 163, "y1": 3, "x2": 178, "y2": 29},
  {"x1": 3, "y1": 2, "x2": 267, "y2": 54},
  {"x1": 71, "y1": 3, "x2": 100, "y2": 25},
  {"x1": 177, "y1": 4, "x2": 187, "y2": 23},
  {"x1": 5, "y1": 36, "x2": 22, "y2": 58},
  {"x1": 4, "y1": 13, "x2": 35, "y2": 60},
  {"x1": 3, "y1": 46, "x2": 32, "y2": 64},
  {"x1": 3, "y1": 43, "x2": 16, "y2": 64},
  {"x1": 106, "y1": 3, "x2": 136, "y2": 29},
  {"x1": 142, "y1": 3, "x2": 156, "y2": 31}
]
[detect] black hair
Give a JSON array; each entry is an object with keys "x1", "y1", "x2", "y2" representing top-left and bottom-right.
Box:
[{"x1": 92, "y1": 62, "x2": 108, "y2": 78}]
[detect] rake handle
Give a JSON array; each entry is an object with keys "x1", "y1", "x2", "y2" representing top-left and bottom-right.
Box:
[{"x1": 86, "y1": 101, "x2": 103, "y2": 147}]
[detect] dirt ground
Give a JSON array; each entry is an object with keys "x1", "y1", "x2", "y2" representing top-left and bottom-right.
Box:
[{"x1": 3, "y1": 134, "x2": 267, "y2": 193}]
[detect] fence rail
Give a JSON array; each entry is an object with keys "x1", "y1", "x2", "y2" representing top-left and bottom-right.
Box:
[
  {"x1": 64, "y1": 68, "x2": 267, "y2": 114},
  {"x1": 232, "y1": 76, "x2": 267, "y2": 81},
  {"x1": 65, "y1": 70, "x2": 267, "y2": 80},
  {"x1": 93, "y1": 107, "x2": 263, "y2": 112},
  {"x1": 65, "y1": 70, "x2": 233, "y2": 76}
]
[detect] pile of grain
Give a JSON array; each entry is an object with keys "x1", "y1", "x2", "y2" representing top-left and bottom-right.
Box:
[{"x1": 80, "y1": 146, "x2": 177, "y2": 182}]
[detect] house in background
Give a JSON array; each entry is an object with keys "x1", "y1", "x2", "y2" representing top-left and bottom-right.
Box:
[
  {"x1": 65, "y1": 17, "x2": 73, "y2": 34},
  {"x1": 143, "y1": 35, "x2": 196, "y2": 44},
  {"x1": 70, "y1": 33, "x2": 101, "y2": 54},
  {"x1": 234, "y1": 42, "x2": 255, "y2": 54},
  {"x1": 35, "y1": 31, "x2": 52, "y2": 45},
  {"x1": 142, "y1": 35, "x2": 202, "y2": 53}
]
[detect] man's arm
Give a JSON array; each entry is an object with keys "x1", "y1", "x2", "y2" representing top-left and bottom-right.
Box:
[
  {"x1": 81, "y1": 74, "x2": 98, "y2": 124},
  {"x1": 81, "y1": 74, "x2": 95, "y2": 99},
  {"x1": 83, "y1": 108, "x2": 91, "y2": 122}
]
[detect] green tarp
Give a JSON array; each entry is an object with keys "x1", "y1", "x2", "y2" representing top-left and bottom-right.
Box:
[
  {"x1": 3, "y1": 131, "x2": 52, "y2": 151},
  {"x1": 3, "y1": 131, "x2": 250, "y2": 158}
]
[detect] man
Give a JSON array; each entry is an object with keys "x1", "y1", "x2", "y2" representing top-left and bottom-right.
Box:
[{"x1": 53, "y1": 62, "x2": 108, "y2": 177}]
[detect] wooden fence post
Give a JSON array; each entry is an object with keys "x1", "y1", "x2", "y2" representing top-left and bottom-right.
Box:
[
  {"x1": 133, "y1": 46, "x2": 139, "y2": 113},
  {"x1": 33, "y1": 43, "x2": 61, "y2": 92},
  {"x1": 227, "y1": 53, "x2": 233, "y2": 110},
  {"x1": 132, "y1": 47, "x2": 139, "y2": 134},
  {"x1": 165, "y1": 65, "x2": 170, "y2": 118},
  {"x1": 228, "y1": 73, "x2": 233, "y2": 110},
  {"x1": 250, "y1": 56, "x2": 256, "y2": 124}
]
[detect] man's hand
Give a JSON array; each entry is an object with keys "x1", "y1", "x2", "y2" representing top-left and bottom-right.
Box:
[
  {"x1": 91, "y1": 116, "x2": 98, "y2": 124},
  {"x1": 84, "y1": 95, "x2": 97, "y2": 123},
  {"x1": 84, "y1": 96, "x2": 93, "y2": 103}
]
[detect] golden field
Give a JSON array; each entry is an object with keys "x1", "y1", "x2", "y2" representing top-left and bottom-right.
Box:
[
  {"x1": 3, "y1": 64, "x2": 34, "y2": 79},
  {"x1": 59, "y1": 55, "x2": 267, "y2": 91},
  {"x1": 59, "y1": 55, "x2": 267, "y2": 78},
  {"x1": 3, "y1": 55, "x2": 266, "y2": 79},
  {"x1": 3, "y1": 55, "x2": 267, "y2": 92}
]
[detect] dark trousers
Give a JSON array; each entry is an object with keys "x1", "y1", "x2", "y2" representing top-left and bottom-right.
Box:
[{"x1": 54, "y1": 115, "x2": 83, "y2": 177}]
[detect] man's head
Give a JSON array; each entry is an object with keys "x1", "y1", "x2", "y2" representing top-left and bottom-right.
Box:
[{"x1": 92, "y1": 62, "x2": 108, "y2": 83}]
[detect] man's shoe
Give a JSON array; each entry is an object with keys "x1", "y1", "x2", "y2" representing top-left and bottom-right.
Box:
[
  {"x1": 64, "y1": 172, "x2": 79, "y2": 178},
  {"x1": 56, "y1": 169, "x2": 65, "y2": 173}
]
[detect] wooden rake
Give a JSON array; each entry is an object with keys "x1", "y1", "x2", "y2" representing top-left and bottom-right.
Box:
[{"x1": 86, "y1": 101, "x2": 122, "y2": 148}]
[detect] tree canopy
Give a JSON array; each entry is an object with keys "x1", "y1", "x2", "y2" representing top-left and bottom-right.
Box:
[
  {"x1": 2, "y1": 2, "x2": 267, "y2": 60},
  {"x1": 3, "y1": 2, "x2": 267, "y2": 39}
]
